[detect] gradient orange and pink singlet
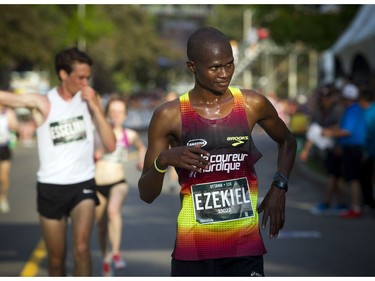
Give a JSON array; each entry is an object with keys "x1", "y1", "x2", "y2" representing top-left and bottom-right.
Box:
[{"x1": 172, "y1": 87, "x2": 267, "y2": 261}]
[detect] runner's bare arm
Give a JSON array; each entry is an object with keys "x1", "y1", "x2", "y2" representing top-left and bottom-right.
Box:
[
  {"x1": 138, "y1": 100, "x2": 210, "y2": 203},
  {"x1": 127, "y1": 129, "x2": 146, "y2": 171},
  {"x1": 253, "y1": 93, "x2": 296, "y2": 179},
  {"x1": 0, "y1": 90, "x2": 50, "y2": 126},
  {"x1": 243, "y1": 90, "x2": 297, "y2": 239},
  {"x1": 138, "y1": 103, "x2": 176, "y2": 203},
  {"x1": 6, "y1": 108, "x2": 19, "y2": 132},
  {"x1": 81, "y1": 86, "x2": 116, "y2": 153}
]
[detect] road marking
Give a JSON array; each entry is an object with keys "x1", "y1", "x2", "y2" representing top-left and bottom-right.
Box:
[
  {"x1": 20, "y1": 239, "x2": 46, "y2": 276},
  {"x1": 278, "y1": 230, "x2": 322, "y2": 239}
]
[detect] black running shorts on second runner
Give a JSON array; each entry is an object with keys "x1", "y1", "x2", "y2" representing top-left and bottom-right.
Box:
[{"x1": 95, "y1": 179, "x2": 127, "y2": 198}]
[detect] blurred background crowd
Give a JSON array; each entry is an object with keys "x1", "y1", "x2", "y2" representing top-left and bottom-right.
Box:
[{"x1": 0, "y1": 4, "x2": 374, "y2": 174}]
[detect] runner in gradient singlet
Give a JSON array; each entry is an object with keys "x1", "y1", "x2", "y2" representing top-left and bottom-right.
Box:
[{"x1": 138, "y1": 27, "x2": 297, "y2": 276}]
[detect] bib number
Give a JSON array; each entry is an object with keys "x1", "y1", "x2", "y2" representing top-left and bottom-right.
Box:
[{"x1": 191, "y1": 177, "x2": 254, "y2": 224}]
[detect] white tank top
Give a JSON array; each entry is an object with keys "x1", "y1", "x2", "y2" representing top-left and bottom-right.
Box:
[
  {"x1": 0, "y1": 110, "x2": 10, "y2": 146},
  {"x1": 36, "y1": 88, "x2": 95, "y2": 184}
]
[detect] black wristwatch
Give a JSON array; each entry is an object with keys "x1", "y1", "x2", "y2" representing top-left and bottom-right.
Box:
[{"x1": 272, "y1": 179, "x2": 288, "y2": 192}]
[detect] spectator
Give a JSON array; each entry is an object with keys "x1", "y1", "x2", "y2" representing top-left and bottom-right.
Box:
[
  {"x1": 322, "y1": 83, "x2": 366, "y2": 218},
  {"x1": 300, "y1": 85, "x2": 346, "y2": 214}
]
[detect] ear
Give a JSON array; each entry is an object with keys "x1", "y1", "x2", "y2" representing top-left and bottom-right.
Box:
[
  {"x1": 186, "y1": 61, "x2": 195, "y2": 73},
  {"x1": 59, "y1": 69, "x2": 68, "y2": 81}
]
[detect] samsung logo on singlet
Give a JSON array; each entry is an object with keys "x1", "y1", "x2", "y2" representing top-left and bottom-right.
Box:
[{"x1": 187, "y1": 139, "x2": 207, "y2": 147}]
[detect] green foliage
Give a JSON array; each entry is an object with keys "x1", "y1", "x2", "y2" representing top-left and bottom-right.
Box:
[
  {"x1": 251, "y1": 5, "x2": 360, "y2": 51},
  {"x1": 64, "y1": 5, "x2": 114, "y2": 47},
  {"x1": 205, "y1": 5, "x2": 250, "y2": 41},
  {"x1": 0, "y1": 4, "x2": 178, "y2": 93},
  {"x1": 88, "y1": 5, "x2": 179, "y2": 93},
  {"x1": 113, "y1": 71, "x2": 133, "y2": 94},
  {"x1": 0, "y1": 5, "x2": 112, "y2": 68},
  {"x1": 0, "y1": 4, "x2": 362, "y2": 93},
  {"x1": 0, "y1": 5, "x2": 60, "y2": 67},
  {"x1": 206, "y1": 5, "x2": 360, "y2": 51}
]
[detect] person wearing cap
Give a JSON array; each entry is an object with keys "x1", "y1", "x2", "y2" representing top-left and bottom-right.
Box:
[
  {"x1": 300, "y1": 84, "x2": 346, "y2": 214},
  {"x1": 322, "y1": 83, "x2": 366, "y2": 218}
]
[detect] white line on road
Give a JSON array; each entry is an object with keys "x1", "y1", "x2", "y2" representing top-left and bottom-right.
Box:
[{"x1": 278, "y1": 230, "x2": 322, "y2": 239}]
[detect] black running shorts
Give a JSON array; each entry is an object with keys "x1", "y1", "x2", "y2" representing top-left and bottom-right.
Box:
[
  {"x1": 171, "y1": 255, "x2": 264, "y2": 277},
  {"x1": 37, "y1": 179, "x2": 99, "y2": 219},
  {"x1": 0, "y1": 146, "x2": 11, "y2": 161},
  {"x1": 95, "y1": 179, "x2": 127, "y2": 198}
]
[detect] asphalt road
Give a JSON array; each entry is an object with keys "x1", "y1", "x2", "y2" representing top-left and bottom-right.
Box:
[{"x1": 1, "y1": 130, "x2": 375, "y2": 277}]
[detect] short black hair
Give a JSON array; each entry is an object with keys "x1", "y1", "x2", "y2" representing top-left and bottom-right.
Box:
[
  {"x1": 54, "y1": 47, "x2": 92, "y2": 79},
  {"x1": 187, "y1": 27, "x2": 231, "y2": 61}
]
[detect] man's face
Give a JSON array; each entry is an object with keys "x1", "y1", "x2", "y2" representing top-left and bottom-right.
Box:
[
  {"x1": 61, "y1": 62, "x2": 91, "y2": 94},
  {"x1": 189, "y1": 43, "x2": 234, "y2": 95}
]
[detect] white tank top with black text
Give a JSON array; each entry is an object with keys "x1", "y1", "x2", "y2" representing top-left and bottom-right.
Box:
[
  {"x1": 0, "y1": 110, "x2": 10, "y2": 147},
  {"x1": 36, "y1": 88, "x2": 95, "y2": 184}
]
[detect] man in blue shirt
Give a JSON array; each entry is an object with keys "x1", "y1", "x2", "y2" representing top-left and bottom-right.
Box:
[{"x1": 322, "y1": 83, "x2": 366, "y2": 218}]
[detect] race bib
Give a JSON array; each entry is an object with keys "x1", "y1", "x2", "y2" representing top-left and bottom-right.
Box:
[
  {"x1": 49, "y1": 116, "x2": 87, "y2": 145},
  {"x1": 191, "y1": 177, "x2": 254, "y2": 224}
]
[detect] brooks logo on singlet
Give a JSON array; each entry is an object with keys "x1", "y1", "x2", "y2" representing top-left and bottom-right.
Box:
[
  {"x1": 49, "y1": 116, "x2": 86, "y2": 145},
  {"x1": 227, "y1": 136, "x2": 249, "y2": 147}
]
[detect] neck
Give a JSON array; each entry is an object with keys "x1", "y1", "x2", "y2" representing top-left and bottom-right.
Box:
[
  {"x1": 57, "y1": 85, "x2": 75, "y2": 101},
  {"x1": 189, "y1": 87, "x2": 231, "y2": 105}
]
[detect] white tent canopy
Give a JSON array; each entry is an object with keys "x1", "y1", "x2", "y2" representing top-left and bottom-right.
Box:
[{"x1": 330, "y1": 5, "x2": 375, "y2": 75}]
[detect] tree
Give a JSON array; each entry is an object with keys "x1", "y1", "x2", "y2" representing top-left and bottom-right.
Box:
[
  {"x1": 0, "y1": 5, "x2": 113, "y2": 86},
  {"x1": 0, "y1": 5, "x2": 62, "y2": 69},
  {"x1": 252, "y1": 5, "x2": 360, "y2": 51},
  {"x1": 0, "y1": 5, "x2": 179, "y2": 93},
  {"x1": 2, "y1": 5, "x2": 358, "y2": 93},
  {"x1": 206, "y1": 4, "x2": 360, "y2": 51},
  {"x1": 89, "y1": 5, "x2": 179, "y2": 94}
]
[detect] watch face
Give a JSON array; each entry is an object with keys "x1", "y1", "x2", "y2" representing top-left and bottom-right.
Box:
[{"x1": 273, "y1": 179, "x2": 288, "y2": 191}]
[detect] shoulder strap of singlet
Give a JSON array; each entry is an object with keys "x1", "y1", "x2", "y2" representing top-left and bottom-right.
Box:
[
  {"x1": 122, "y1": 128, "x2": 129, "y2": 148},
  {"x1": 228, "y1": 86, "x2": 242, "y2": 96},
  {"x1": 179, "y1": 91, "x2": 189, "y2": 101}
]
